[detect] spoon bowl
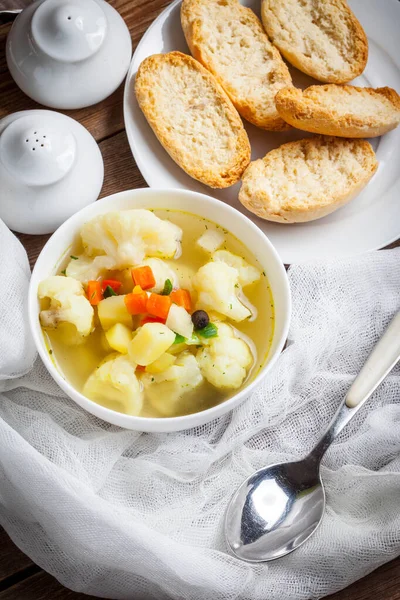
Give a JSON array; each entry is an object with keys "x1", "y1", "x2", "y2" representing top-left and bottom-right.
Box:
[{"x1": 225, "y1": 459, "x2": 325, "y2": 562}]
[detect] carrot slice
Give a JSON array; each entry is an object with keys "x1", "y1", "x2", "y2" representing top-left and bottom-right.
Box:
[
  {"x1": 131, "y1": 266, "x2": 156, "y2": 290},
  {"x1": 141, "y1": 316, "x2": 166, "y2": 325},
  {"x1": 146, "y1": 293, "x2": 172, "y2": 320},
  {"x1": 87, "y1": 281, "x2": 102, "y2": 306},
  {"x1": 101, "y1": 279, "x2": 122, "y2": 293},
  {"x1": 124, "y1": 291, "x2": 148, "y2": 315},
  {"x1": 170, "y1": 289, "x2": 192, "y2": 311},
  {"x1": 136, "y1": 365, "x2": 146, "y2": 372}
]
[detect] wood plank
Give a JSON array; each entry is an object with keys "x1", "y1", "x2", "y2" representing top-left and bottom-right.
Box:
[
  {"x1": 0, "y1": 529, "x2": 34, "y2": 583},
  {"x1": 327, "y1": 557, "x2": 400, "y2": 600},
  {"x1": 0, "y1": 554, "x2": 399, "y2": 600},
  {"x1": 0, "y1": 0, "x2": 171, "y2": 142},
  {"x1": 0, "y1": 571, "x2": 98, "y2": 600}
]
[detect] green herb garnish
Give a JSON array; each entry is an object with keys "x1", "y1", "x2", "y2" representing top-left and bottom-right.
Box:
[
  {"x1": 61, "y1": 269, "x2": 66, "y2": 276},
  {"x1": 173, "y1": 333, "x2": 186, "y2": 345},
  {"x1": 161, "y1": 278, "x2": 173, "y2": 295},
  {"x1": 197, "y1": 322, "x2": 218, "y2": 339},
  {"x1": 103, "y1": 285, "x2": 117, "y2": 298},
  {"x1": 70, "y1": 255, "x2": 78, "y2": 260}
]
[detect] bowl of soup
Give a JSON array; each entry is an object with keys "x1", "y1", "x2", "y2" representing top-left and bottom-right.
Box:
[{"x1": 29, "y1": 188, "x2": 291, "y2": 432}]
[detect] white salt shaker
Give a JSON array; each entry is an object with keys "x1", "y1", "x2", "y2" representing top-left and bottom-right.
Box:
[
  {"x1": 6, "y1": 0, "x2": 132, "y2": 109},
  {"x1": 0, "y1": 110, "x2": 104, "y2": 234}
]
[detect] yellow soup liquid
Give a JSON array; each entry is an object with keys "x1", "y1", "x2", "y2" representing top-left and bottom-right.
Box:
[{"x1": 43, "y1": 209, "x2": 274, "y2": 418}]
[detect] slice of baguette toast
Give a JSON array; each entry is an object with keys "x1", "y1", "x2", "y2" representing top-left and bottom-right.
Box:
[
  {"x1": 135, "y1": 52, "x2": 251, "y2": 188},
  {"x1": 261, "y1": 0, "x2": 368, "y2": 84},
  {"x1": 275, "y1": 85, "x2": 400, "y2": 138},
  {"x1": 181, "y1": 0, "x2": 292, "y2": 131},
  {"x1": 239, "y1": 136, "x2": 378, "y2": 223}
]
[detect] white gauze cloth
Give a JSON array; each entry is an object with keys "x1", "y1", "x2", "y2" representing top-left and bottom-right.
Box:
[{"x1": 0, "y1": 222, "x2": 399, "y2": 600}]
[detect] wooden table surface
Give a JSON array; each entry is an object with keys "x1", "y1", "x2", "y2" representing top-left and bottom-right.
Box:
[{"x1": 0, "y1": 0, "x2": 399, "y2": 598}]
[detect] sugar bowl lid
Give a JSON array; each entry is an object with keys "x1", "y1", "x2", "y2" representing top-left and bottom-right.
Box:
[
  {"x1": 0, "y1": 110, "x2": 104, "y2": 234},
  {"x1": 6, "y1": 0, "x2": 132, "y2": 109}
]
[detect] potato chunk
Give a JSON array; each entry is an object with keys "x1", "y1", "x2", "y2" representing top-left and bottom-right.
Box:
[
  {"x1": 128, "y1": 323, "x2": 175, "y2": 366},
  {"x1": 98, "y1": 295, "x2": 132, "y2": 330},
  {"x1": 145, "y1": 352, "x2": 176, "y2": 374},
  {"x1": 105, "y1": 323, "x2": 132, "y2": 354}
]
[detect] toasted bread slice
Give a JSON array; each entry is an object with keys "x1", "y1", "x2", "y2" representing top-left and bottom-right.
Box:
[
  {"x1": 275, "y1": 85, "x2": 400, "y2": 138},
  {"x1": 181, "y1": 0, "x2": 292, "y2": 131},
  {"x1": 239, "y1": 137, "x2": 378, "y2": 223},
  {"x1": 261, "y1": 0, "x2": 368, "y2": 84},
  {"x1": 135, "y1": 52, "x2": 250, "y2": 188}
]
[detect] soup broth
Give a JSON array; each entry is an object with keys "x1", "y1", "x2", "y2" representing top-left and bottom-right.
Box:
[{"x1": 41, "y1": 209, "x2": 274, "y2": 418}]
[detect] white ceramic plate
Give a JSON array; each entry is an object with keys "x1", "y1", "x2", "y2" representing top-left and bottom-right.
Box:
[{"x1": 124, "y1": 0, "x2": 400, "y2": 264}]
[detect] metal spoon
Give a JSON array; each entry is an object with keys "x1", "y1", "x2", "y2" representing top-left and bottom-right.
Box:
[{"x1": 225, "y1": 311, "x2": 400, "y2": 562}]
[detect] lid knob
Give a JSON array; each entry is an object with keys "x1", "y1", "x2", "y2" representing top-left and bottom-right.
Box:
[
  {"x1": 0, "y1": 114, "x2": 76, "y2": 187},
  {"x1": 31, "y1": 0, "x2": 107, "y2": 63}
]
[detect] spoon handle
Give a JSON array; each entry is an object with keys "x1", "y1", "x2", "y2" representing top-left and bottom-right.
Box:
[
  {"x1": 346, "y1": 311, "x2": 400, "y2": 408},
  {"x1": 310, "y1": 311, "x2": 400, "y2": 462}
]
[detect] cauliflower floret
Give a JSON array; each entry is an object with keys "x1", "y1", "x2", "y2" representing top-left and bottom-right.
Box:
[
  {"x1": 38, "y1": 276, "x2": 94, "y2": 339},
  {"x1": 212, "y1": 250, "x2": 261, "y2": 287},
  {"x1": 65, "y1": 210, "x2": 182, "y2": 283},
  {"x1": 83, "y1": 354, "x2": 143, "y2": 416},
  {"x1": 65, "y1": 254, "x2": 115, "y2": 283},
  {"x1": 193, "y1": 262, "x2": 251, "y2": 322},
  {"x1": 196, "y1": 324, "x2": 253, "y2": 390},
  {"x1": 141, "y1": 351, "x2": 204, "y2": 416},
  {"x1": 140, "y1": 258, "x2": 178, "y2": 293}
]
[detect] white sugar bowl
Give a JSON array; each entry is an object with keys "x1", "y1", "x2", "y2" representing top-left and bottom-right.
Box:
[
  {"x1": 0, "y1": 110, "x2": 104, "y2": 234},
  {"x1": 6, "y1": 0, "x2": 132, "y2": 109}
]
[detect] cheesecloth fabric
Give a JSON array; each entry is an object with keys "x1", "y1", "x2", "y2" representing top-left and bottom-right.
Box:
[{"x1": 0, "y1": 219, "x2": 399, "y2": 600}]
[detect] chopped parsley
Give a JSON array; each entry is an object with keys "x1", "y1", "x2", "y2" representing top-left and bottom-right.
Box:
[
  {"x1": 161, "y1": 279, "x2": 173, "y2": 295},
  {"x1": 61, "y1": 269, "x2": 66, "y2": 276},
  {"x1": 103, "y1": 285, "x2": 117, "y2": 298},
  {"x1": 70, "y1": 255, "x2": 78, "y2": 260}
]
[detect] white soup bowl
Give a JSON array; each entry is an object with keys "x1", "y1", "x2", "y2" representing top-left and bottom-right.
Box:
[{"x1": 29, "y1": 188, "x2": 291, "y2": 432}]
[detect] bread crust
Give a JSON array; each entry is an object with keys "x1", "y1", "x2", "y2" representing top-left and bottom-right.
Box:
[
  {"x1": 239, "y1": 136, "x2": 378, "y2": 223},
  {"x1": 261, "y1": 0, "x2": 368, "y2": 84},
  {"x1": 181, "y1": 0, "x2": 292, "y2": 131},
  {"x1": 275, "y1": 85, "x2": 400, "y2": 138},
  {"x1": 135, "y1": 52, "x2": 251, "y2": 188}
]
